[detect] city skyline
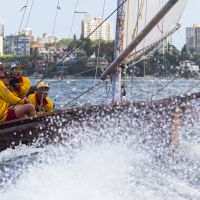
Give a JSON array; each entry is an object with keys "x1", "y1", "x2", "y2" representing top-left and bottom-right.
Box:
[
  {"x1": 0, "y1": 0, "x2": 116, "y2": 38},
  {"x1": 0, "y1": 0, "x2": 199, "y2": 50}
]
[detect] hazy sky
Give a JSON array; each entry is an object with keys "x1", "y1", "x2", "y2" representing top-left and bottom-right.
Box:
[
  {"x1": 0, "y1": 0, "x2": 116, "y2": 38},
  {"x1": 0, "y1": 0, "x2": 199, "y2": 50}
]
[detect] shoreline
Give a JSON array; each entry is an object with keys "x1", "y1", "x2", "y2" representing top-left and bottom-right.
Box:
[{"x1": 29, "y1": 76, "x2": 200, "y2": 81}]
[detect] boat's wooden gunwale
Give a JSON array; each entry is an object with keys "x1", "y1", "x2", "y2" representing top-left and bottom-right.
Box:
[{"x1": 0, "y1": 92, "x2": 199, "y2": 152}]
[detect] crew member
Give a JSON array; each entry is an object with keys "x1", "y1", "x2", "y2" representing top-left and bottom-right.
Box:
[
  {"x1": 0, "y1": 67, "x2": 36, "y2": 122},
  {"x1": 28, "y1": 82, "x2": 54, "y2": 114},
  {"x1": 9, "y1": 62, "x2": 31, "y2": 98}
]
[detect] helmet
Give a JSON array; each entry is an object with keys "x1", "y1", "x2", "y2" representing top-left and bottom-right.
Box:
[
  {"x1": 0, "y1": 61, "x2": 3, "y2": 66},
  {"x1": 36, "y1": 82, "x2": 49, "y2": 89},
  {"x1": 11, "y1": 61, "x2": 23, "y2": 69}
]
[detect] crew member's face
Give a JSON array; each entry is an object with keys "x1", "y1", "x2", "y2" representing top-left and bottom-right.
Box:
[
  {"x1": 37, "y1": 87, "x2": 49, "y2": 98},
  {"x1": 12, "y1": 66, "x2": 23, "y2": 79}
]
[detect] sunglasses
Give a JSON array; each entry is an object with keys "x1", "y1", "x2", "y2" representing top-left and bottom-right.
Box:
[
  {"x1": 13, "y1": 66, "x2": 23, "y2": 71},
  {"x1": 38, "y1": 87, "x2": 49, "y2": 92}
]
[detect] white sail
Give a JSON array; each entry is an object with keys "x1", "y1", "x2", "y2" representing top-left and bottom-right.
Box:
[{"x1": 123, "y1": 0, "x2": 187, "y2": 59}]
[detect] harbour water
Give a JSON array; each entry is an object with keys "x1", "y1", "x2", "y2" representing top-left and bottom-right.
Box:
[{"x1": 0, "y1": 78, "x2": 200, "y2": 200}]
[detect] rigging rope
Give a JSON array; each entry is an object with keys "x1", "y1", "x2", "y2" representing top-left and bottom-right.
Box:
[
  {"x1": 63, "y1": 82, "x2": 103, "y2": 108},
  {"x1": 147, "y1": 78, "x2": 177, "y2": 101},
  {"x1": 59, "y1": 0, "x2": 80, "y2": 79},
  {"x1": 68, "y1": 0, "x2": 79, "y2": 38},
  {"x1": 52, "y1": 0, "x2": 61, "y2": 37},
  {"x1": 129, "y1": 52, "x2": 200, "y2": 102},
  {"x1": 16, "y1": 0, "x2": 29, "y2": 59},
  {"x1": 94, "y1": 0, "x2": 106, "y2": 84},
  {"x1": 129, "y1": 0, "x2": 146, "y2": 96},
  {"x1": 131, "y1": 0, "x2": 145, "y2": 39},
  {"x1": 24, "y1": 0, "x2": 35, "y2": 31},
  {"x1": 105, "y1": 84, "x2": 112, "y2": 102},
  {"x1": 142, "y1": 0, "x2": 148, "y2": 78},
  {"x1": 3, "y1": 0, "x2": 195, "y2": 121},
  {"x1": 59, "y1": 60, "x2": 65, "y2": 79},
  {"x1": 18, "y1": 0, "x2": 28, "y2": 34},
  {"x1": 48, "y1": 66, "x2": 103, "y2": 85},
  {"x1": 35, "y1": 0, "x2": 128, "y2": 87},
  {"x1": 184, "y1": 81, "x2": 200, "y2": 95}
]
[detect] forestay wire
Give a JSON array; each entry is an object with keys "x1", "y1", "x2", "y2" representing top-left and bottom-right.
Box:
[
  {"x1": 24, "y1": 0, "x2": 35, "y2": 31},
  {"x1": 60, "y1": 0, "x2": 79, "y2": 79},
  {"x1": 18, "y1": 0, "x2": 28, "y2": 34},
  {"x1": 52, "y1": 0, "x2": 61, "y2": 37},
  {"x1": 68, "y1": 0, "x2": 79, "y2": 38}
]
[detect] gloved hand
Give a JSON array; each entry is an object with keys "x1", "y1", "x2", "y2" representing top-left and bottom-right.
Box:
[
  {"x1": 9, "y1": 79, "x2": 20, "y2": 90},
  {"x1": 24, "y1": 99, "x2": 30, "y2": 104},
  {"x1": 22, "y1": 98, "x2": 30, "y2": 104}
]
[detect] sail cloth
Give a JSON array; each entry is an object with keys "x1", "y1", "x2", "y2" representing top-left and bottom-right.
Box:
[{"x1": 122, "y1": 0, "x2": 187, "y2": 61}]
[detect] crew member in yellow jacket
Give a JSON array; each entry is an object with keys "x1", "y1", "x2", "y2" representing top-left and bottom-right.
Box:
[
  {"x1": 28, "y1": 82, "x2": 54, "y2": 114},
  {"x1": 0, "y1": 67, "x2": 36, "y2": 122},
  {"x1": 9, "y1": 62, "x2": 31, "y2": 98}
]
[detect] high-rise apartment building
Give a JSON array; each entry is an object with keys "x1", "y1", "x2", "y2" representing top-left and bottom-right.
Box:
[
  {"x1": 186, "y1": 24, "x2": 200, "y2": 54},
  {"x1": 5, "y1": 35, "x2": 30, "y2": 55},
  {"x1": 81, "y1": 14, "x2": 113, "y2": 41}
]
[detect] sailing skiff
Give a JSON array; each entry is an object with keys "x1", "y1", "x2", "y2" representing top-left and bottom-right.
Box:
[
  {"x1": 0, "y1": 0, "x2": 194, "y2": 152},
  {"x1": 0, "y1": 91, "x2": 199, "y2": 152}
]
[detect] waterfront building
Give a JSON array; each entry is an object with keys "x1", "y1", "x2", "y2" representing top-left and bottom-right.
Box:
[
  {"x1": 4, "y1": 35, "x2": 30, "y2": 55},
  {"x1": 179, "y1": 60, "x2": 199, "y2": 73},
  {"x1": 30, "y1": 43, "x2": 47, "y2": 55},
  {"x1": 37, "y1": 33, "x2": 59, "y2": 44},
  {"x1": 186, "y1": 24, "x2": 200, "y2": 54},
  {"x1": 81, "y1": 14, "x2": 113, "y2": 41}
]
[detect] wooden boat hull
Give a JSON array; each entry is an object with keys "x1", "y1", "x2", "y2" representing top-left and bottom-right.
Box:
[{"x1": 0, "y1": 93, "x2": 199, "y2": 152}]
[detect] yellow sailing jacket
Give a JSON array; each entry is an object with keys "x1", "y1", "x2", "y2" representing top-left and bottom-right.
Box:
[
  {"x1": 10, "y1": 76, "x2": 31, "y2": 98},
  {"x1": 0, "y1": 80, "x2": 27, "y2": 122},
  {"x1": 28, "y1": 93, "x2": 54, "y2": 114}
]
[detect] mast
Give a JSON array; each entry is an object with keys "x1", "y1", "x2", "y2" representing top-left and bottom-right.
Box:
[
  {"x1": 112, "y1": 0, "x2": 125, "y2": 103},
  {"x1": 101, "y1": 0, "x2": 180, "y2": 81}
]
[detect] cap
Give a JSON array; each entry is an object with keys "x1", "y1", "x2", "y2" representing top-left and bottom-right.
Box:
[
  {"x1": 11, "y1": 62, "x2": 23, "y2": 69},
  {"x1": 36, "y1": 82, "x2": 49, "y2": 89}
]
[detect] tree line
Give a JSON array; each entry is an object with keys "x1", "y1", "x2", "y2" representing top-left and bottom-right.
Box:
[{"x1": 1, "y1": 37, "x2": 200, "y2": 78}]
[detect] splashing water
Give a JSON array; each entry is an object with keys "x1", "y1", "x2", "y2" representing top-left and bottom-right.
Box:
[
  {"x1": 0, "y1": 79, "x2": 200, "y2": 199},
  {"x1": 0, "y1": 116, "x2": 200, "y2": 200}
]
